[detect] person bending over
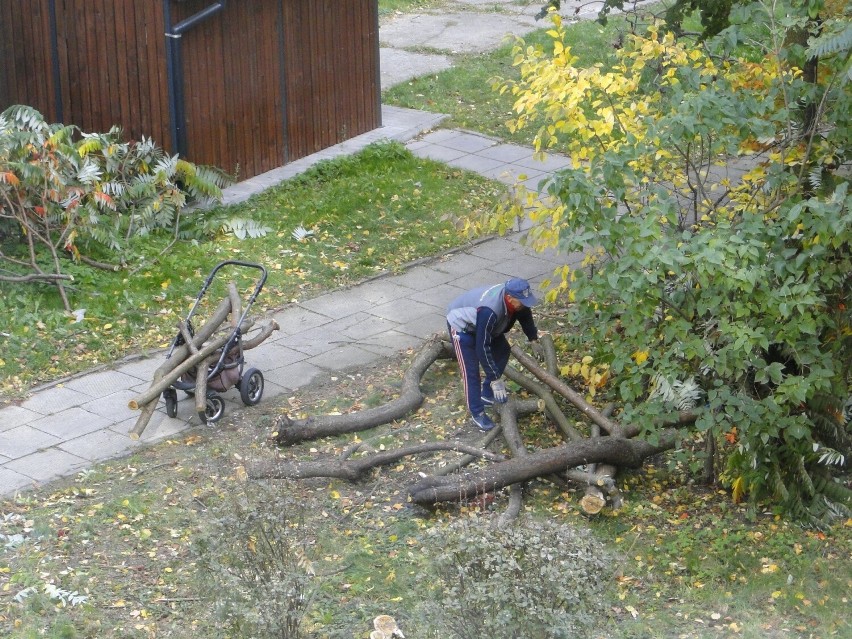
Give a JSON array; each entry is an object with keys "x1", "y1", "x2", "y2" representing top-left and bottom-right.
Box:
[{"x1": 446, "y1": 277, "x2": 541, "y2": 431}]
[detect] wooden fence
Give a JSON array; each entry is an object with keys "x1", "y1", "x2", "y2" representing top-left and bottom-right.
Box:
[{"x1": 0, "y1": 0, "x2": 381, "y2": 180}]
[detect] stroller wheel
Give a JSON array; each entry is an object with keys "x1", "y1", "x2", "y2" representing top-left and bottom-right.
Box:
[
  {"x1": 239, "y1": 368, "x2": 264, "y2": 406},
  {"x1": 200, "y1": 394, "x2": 225, "y2": 424},
  {"x1": 164, "y1": 388, "x2": 178, "y2": 418}
]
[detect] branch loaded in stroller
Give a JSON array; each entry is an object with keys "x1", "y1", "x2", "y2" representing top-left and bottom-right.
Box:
[{"x1": 162, "y1": 260, "x2": 268, "y2": 424}]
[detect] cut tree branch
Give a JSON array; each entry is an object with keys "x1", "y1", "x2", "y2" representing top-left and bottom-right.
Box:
[
  {"x1": 408, "y1": 434, "x2": 675, "y2": 507},
  {"x1": 250, "y1": 441, "x2": 506, "y2": 482},
  {"x1": 510, "y1": 345, "x2": 626, "y2": 438},
  {"x1": 274, "y1": 338, "x2": 452, "y2": 445}
]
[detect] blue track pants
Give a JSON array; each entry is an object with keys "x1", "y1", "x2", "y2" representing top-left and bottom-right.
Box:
[{"x1": 448, "y1": 325, "x2": 510, "y2": 416}]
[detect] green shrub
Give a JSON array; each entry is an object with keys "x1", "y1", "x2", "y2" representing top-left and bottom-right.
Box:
[
  {"x1": 414, "y1": 515, "x2": 612, "y2": 638},
  {"x1": 0, "y1": 105, "x2": 229, "y2": 310},
  {"x1": 192, "y1": 482, "x2": 320, "y2": 639}
]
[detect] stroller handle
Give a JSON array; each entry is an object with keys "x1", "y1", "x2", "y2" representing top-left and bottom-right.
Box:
[
  {"x1": 198, "y1": 260, "x2": 268, "y2": 299},
  {"x1": 166, "y1": 260, "x2": 269, "y2": 360}
]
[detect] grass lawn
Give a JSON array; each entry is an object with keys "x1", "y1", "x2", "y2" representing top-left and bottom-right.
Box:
[
  {"x1": 0, "y1": 143, "x2": 503, "y2": 398},
  {"x1": 1, "y1": 5, "x2": 849, "y2": 639},
  {"x1": 1, "y1": 349, "x2": 849, "y2": 638},
  {"x1": 383, "y1": 17, "x2": 629, "y2": 145}
]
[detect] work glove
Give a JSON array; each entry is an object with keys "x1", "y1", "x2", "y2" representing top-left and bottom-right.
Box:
[
  {"x1": 530, "y1": 339, "x2": 545, "y2": 361},
  {"x1": 490, "y1": 379, "x2": 508, "y2": 403}
]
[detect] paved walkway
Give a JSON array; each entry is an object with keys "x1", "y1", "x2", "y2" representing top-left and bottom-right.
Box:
[
  {"x1": 0, "y1": 105, "x2": 580, "y2": 497},
  {"x1": 2, "y1": 0, "x2": 618, "y2": 496}
]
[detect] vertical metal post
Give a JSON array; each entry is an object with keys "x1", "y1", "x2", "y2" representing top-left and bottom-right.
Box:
[
  {"x1": 163, "y1": 1, "x2": 227, "y2": 157},
  {"x1": 162, "y1": 0, "x2": 180, "y2": 155},
  {"x1": 48, "y1": 0, "x2": 63, "y2": 122}
]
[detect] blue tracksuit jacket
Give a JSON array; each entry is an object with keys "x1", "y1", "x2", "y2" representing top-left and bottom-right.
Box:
[{"x1": 446, "y1": 284, "x2": 538, "y2": 414}]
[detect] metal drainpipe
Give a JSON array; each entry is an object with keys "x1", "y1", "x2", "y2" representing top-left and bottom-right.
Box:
[
  {"x1": 163, "y1": 0, "x2": 227, "y2": 157},
  {"x1": 48, "y1": 0, "x2": 63, "y2": 122}
]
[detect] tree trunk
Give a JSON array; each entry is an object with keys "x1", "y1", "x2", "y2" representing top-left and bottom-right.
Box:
[
  {"x1": 408, "y1": 434, "x2": 675, "y2": 507},
  {"x1": 510, "y1": 345, "x2": 627, "y2": 437},
  {"x1": 250, "y1": 441, "x2": 506, "y2": 482},
  {"x1": 274, "y1": 338, "x2": 452, "y2": 445}
]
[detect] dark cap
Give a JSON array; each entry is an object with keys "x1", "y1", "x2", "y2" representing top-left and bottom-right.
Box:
[{"x1": 505, "y1": 278, "x2": 539, "y2": 307}]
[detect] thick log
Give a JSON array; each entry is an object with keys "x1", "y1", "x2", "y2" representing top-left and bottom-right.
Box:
[
  {"x1": 178, "y1": 322, "x2": 199, "y2": 355},
  {"x1": 128, "y1": 369, "x2": 166, "y2": 440},
  {"x1": 228, "y1": 282, "x2": 242, "y2": 328},
  {"x1": 408, "y1": 434, "x2": 675, "y2": 507},
  {"x1": 274, "y1": 338, "x2": 451, "y2": 445},
  {"x1": 510, "y1": 345, "x2": 626, "y2": 438},
  {"x1": 495, "y1": 399, "x2": 535, "y2": 528},
  {"x1": 539, "y1": 332, "x2": 559, "y2": 375},
  {"x1": 162, "y1": 296, "x2": 232, "y2": 375},
  {"x1": 129, "y1": 398, "x2": 160, "y2": 441},
  {"x1": 241, "y1": 319, "x2": 280, "y2": 351},
  {"x1": 504, "y1": 364, "x2": 581, "y2": 440},
  {"x1": 250, "y1": 441, "x2": 506, "y2": 482},
  {"x1": 581, "y1": 407, "x2": 623, "y2": 513},
  {"x1": 128, "y1": 333, "x2": 231, "y2": 410},
  {"x1": 579, "y1": 490, "x2": 607, "y2": 514},
  {"x1": 195, "y1": 355, "x2": 214, "y2": 416}
]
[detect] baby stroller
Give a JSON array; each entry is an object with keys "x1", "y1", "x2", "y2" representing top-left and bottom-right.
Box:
[{"x1": 162, "y1": 260, "x2": 268, "y2": 424}]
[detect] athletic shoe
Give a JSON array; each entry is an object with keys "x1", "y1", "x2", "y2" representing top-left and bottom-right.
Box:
[{"x1": 471, "y1": 412, "x2": 496, "y2": 432}]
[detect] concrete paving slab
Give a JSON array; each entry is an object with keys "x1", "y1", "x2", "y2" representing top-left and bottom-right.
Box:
[
  {"x1": 476, "y1": 143, "x2": 536, "y2": 164},
  {"x1": 379, "y1": 12, "x2": 537, "y2": 54},
  {"x1": 380, "y1": 48, "x2": 453, "y2": 89},
  {"x1": 264, "y1": 361, "x2": 324, "y2": 391},
  {"x1": 79, "y1": 389, "x2": 141, "y2": 423},
  {"x1": 298, "y1": 290, "x2": 375, "y2": 320},
  {"x1": 0, "y1": 405, "x2": 43, "y2": 432},
  {"x1": 411, "y1": 128, "x2": 460, "y2": 145},
  {"x1": 29, "y1": 407, "x2": 111, "y2": 440},
  {"x1": 115, "y1": 356, "x2": 162, "y2": 381},
  {"x1": 5, "y1": 447, "x2": 88, "y2": 484},
  {"x1": 378, "y1": 106, "x2": 448, "y2": 140},
  {"x1": 403, "y1": 281, "x2": 466, "y2": 309},
  {"x1": 59, "y1": 428, "x2": 137, "y2": 463},
  {"x1": 486, "y1": 254, "x2": 562, "y2": 282},
  {"x1": 514, "y1": 153, "x2": 572, "y2": 172},
  {"x1": 465, "y1": 236, "x2": 521, "y2": 259},
  {"x1": 307, "y1": 345, "x2": 382, "y2": 372},
  {"x1": 390, "y1": 264, "x2": 457, "y2": 290},
  {"x1": 358, "y1": 330, "x2": 425, "y2": 357},
  {"x1": 368, "y1": 298, "x2": 443, "y2": 324},
  {"x1": 481, "y1": 163, "x2": 546, "y2": 185},
  {"x1": 18, "y1": 385, "x2": 93, "y2": 416},
  {"x1": 339, "y1": 313, "x2": 401, "y2": 341},
  {"x1": 432, "y1": 251, "x2": 493, "y2": 277},
  {"x1": 63, "y1": 368, "x2": 149, "y2": 399},
  {"x1": 433, "y1": 132, "x2": 499, "y2": 154},
  {"x1": 284, "y1": 333, "x2": 344, "y2": 358},
  {"x1": 240, "y1": 344, "x2": 309, "y2": 375},
  {"x1": 412, "y1": 144, "x2": 469, "y2": 163},
  {"x1": 353, "y1": 280, "x2": 417, "y2": 305},
  {"x1": 394, "y1": 312, "x2": 449, "y2": 338},
  {"x1": 0, "y1": 467, "x2": 36, "y2": 495},
  {"x1": 448, "y1": 154, "x2": 505, "y2": 174},
  {"x1": 0, "y1": 425, "x2": 62, "y2": 459},
  {"x1": 136, "y1": 413, "x2": 194, "y2": 443},
  {"x1": 270, "y1": 305, "x2": 335, "y2": 337}
]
